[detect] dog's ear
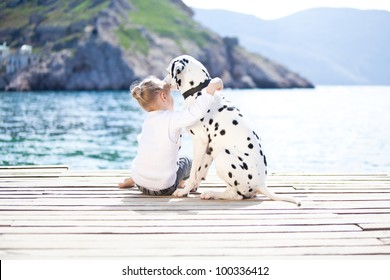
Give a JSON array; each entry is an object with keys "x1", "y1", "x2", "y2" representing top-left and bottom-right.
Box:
[
  {"x1": 172, "y1": 61, "x2": 185, "y2": 79},
  {"x1": 170, "y1": 60, "x2": 186, "y2": 90}
]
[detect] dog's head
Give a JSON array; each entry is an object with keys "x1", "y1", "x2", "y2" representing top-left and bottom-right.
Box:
[{"x1": 164, "y1": 55, "x2": 211, "y2": 99}]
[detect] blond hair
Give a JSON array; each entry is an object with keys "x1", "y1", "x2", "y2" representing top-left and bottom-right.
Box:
[{"x1": 130, "y1": 76, "x2": 170, "y2": 111}]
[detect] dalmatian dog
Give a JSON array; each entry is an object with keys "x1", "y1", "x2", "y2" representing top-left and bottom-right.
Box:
[{"x1": 164, "y1": 55, "x2": 301, "y2": 206}]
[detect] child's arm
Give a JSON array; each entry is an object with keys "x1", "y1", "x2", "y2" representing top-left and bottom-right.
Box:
[{"x1": 170, "y1": 77, "x2": 223, "y2": 130}]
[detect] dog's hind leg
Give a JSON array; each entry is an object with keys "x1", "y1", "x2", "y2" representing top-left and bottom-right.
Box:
[{"x1": 200, "y1": 151, "x2": 245, "y2": 200}]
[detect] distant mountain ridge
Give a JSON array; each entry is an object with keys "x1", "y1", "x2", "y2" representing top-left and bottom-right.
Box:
[
  {"x1": 0, "y1": 0, "x2": 312, "y2": 91},
  {"x1": 194, "y1": 7, "x2": 390, "y2": 85}
]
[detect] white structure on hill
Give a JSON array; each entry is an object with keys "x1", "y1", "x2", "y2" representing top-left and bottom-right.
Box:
[{"x1": 0, "y1": 43, "x2": 35, "y2": 75}]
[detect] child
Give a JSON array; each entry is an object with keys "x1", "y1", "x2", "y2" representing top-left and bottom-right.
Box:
[{"x1": 119, "y1": 76, "x2": 223, "y2": 196}]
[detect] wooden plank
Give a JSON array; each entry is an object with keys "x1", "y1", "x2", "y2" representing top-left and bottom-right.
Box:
[
  {"x1": 0, "y1": 213, "x2": 340, "y2": 220},
  {"x1": 0, "y1": 224, "x2": 361, "y2": 234},
  {"x1": 0, "y1": 205, "x2": 389, "y2": 212},
  {"x1": 2, "y1": 245, "x2": 390, "y2": 259},
  {"x1": 380, "y1": 238, "x2": 390, "y2": 245},
  {"x1": 6, "y1": 218, "x2": 361, "y2": 227},
  {"x1": 0, "y1": 165, "x2": 69, "y2": 170},
  {"x1": 1, "y1": 198, "x2": 390, "y2": 210},
  {"x1": 358, "y1": 223, "x2": 390, "y2": 230},
  {"x1": 1, "y1": 232, "x2": 387, "y2": 242},
  {"x1": 2, "y1": 231, "x2": 390, "y2": 243},
  {"x1": 5, "y1": 215, "x2": 389, "y2": 227},
  {"x1": 2, "y1": 192, "x2": 390, "y2": 200},
  {"x1": 0, "y1": 166, "x2": 390, "y2": 259},
  {"x1": 0, "y1": 237, "x2": 382, "y2": 250}
]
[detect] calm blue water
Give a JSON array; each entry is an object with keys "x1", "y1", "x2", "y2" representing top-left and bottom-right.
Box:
[{"x1": 1, "y1": 86, "x2": 390, "y2": 173}]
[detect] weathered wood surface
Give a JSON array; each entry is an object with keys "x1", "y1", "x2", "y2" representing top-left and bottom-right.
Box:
[{"x1": 0, "y1": 165, "x2": 389, "y2": 259}]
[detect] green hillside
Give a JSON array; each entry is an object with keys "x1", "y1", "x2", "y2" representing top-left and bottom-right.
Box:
[
  {"x1": 0, "y1": 0, "x2": 109, "y2": 28},
  {"x1": 0, "y1": 0, "x2": 210, "y2": 53},
  {"x1": 0, "y1": 0, "x2": 313, "y2": 90}
]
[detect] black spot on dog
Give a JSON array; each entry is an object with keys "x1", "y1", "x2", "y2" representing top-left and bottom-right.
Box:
[
  {"x1": 238, "y1": 156, "x2": 243, "y2": 162},
  {"x1": 218, "y1": 105, "x2": 227, "y2": 112},
  {"x1": 239, "y1": 113, "x2": 243, "y2": 117},
  {"x1": 225, "y1": 149, "x2": 230, "y2": 154},
  {"x1": 260, "y1": 150, "x2": 263, "y2": 156},
  {"x1": 198, "y1": 166, "x2": 201, "y2": 171},
  {"x1": 253, "y1": 131, "x2": 260, "y2": 140},
  {"x1": 205, "y1": 164, "x2": 208, "y2": 168},
  {"x1": 206, "y1": 147, "x2": 213, "y2": 155},
  {"x1": 227, "y1": 106, "x2": 235, "y2": 111},
  {"x1": 228, "y1": 172, "x2": 232, "y2": 178},
  {"x1": 247, "y1": 137, "x2": 251, "y2": 141},
  {"x1": 207, "y1": 109, "x2": 210, "y2": 113},
  {"x1": 232, "y1": 120, "x2": 238, "y2": 125},
  {"x1": 190, "y1": 81, "x2": 194, "y2": 86},
  {"x1": 190, "y1": 129, "x2": 195, "y2": 135},
  {"x1": 244, "y1": 153, "x2": 249, "y2": 156},
  {"x1": 177, "y1": 79, "x2": 182, "y2": 86},
  {"x1": 234, "y1": 180, "x2": 238, "y2": 186},
  {"x1": 183, "y1": 58, "x2": 189, "y2": 63},
  {"x1": 200, "y1": 117, "x2": 204, "y2": 122},
  {"x1": 248, "y1": 143, "x2": 254, "y2": 149},
  {"x1": 220, "y1": 130, "x2": 226, "y2": 136},
  {"x1": 248, "y1": 174, "x2": 253, "y2": 180},
  {"x1": 231, "y1": 164, "x2": 236, "y2": 169},
  {"x1": 240, "y1": 162, "x2": 248, "y2": 170},
  {"x1": 209, "y1": 119, "x2": 213, "y2": 125},
  {"x1": 249, "y1": 188, "x2": 253, "y2": 192},
  {"x1": 237, "y1": 191, "x2": 243, "y2": 196},
  {"x1": 263, "y1": 155, "x2": 267, "y2": 166},
  {"x1": 214, "y1": 122, "x2": 219, "y2": 131}
]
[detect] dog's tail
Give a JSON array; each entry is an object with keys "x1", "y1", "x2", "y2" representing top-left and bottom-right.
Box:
[{"x1": 257, "y1": 185, "x2": 301, "y2": 206}]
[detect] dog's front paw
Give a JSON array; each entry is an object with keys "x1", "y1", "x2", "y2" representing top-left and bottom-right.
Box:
[
  {"x1": 200, "y1": 192, "x2": 213, "y2": 200},
  {"x1": 173, "y1": 189, "x2": 189, "y2": 197}
]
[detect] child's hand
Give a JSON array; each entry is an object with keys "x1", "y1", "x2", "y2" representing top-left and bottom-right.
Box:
[{"x1": 206, "y1": 77, "x2": 223, "y2": 95}]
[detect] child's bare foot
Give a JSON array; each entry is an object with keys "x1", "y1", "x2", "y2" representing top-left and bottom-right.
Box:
[
  {"x1": 178, "y1": 180, "x2": 186, "y2": 188},
  {"x1": 119, "y1": 178, "x2": 135, "y2": 189}
]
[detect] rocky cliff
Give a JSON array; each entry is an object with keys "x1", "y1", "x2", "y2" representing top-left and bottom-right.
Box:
[{"x1": 0, "y1": 0, "x2": 313, "y2": 90}]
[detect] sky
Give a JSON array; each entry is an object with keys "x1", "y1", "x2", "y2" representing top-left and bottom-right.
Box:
[{"x1": 182, "y1": 0, "x2": 390, "y2": 20}]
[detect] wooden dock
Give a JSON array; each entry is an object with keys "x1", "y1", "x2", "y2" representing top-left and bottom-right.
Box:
[{"x1": 1, "y1": 165, "x2": 390, "y2": 259}]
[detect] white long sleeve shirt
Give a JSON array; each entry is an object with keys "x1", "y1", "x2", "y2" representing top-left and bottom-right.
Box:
[{"x1": 131, "y1": 91, "x2": 213, "y2": 190}]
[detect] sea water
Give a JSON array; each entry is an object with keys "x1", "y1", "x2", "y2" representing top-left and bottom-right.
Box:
[{"x1": 1, "y1": 86, "x2": 389, "y2": 173}]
